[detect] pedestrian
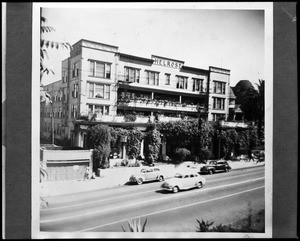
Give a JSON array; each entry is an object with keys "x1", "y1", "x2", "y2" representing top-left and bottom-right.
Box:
[
  {"x1": 248, "y1": 149, "x2": 254, "y2": 162},
  {"x1": 84, "y1": 166, "x2": 91, "y2": 180}
]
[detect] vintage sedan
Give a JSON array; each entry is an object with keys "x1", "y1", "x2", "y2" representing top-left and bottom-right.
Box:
[
  {"x1": 200, "y1": 160, "x2": 231, "y2": 174},
  {"x1": 129, "y1": 167, "x2": 165, "y2": 185},
  {"x1": 161, "y1": 172, "x2": 206, "y2": 193}
]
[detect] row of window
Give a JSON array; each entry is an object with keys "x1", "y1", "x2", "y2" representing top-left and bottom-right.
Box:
[
  {"x1": 88, "y1": 104, "x2": 110, "y2": 116},
  {"x1": 124, "y1": 67, "x2": 205, "y2": 92},
  {"x1": 67, "y1": 61, "x2": 225, "y2": 94}
]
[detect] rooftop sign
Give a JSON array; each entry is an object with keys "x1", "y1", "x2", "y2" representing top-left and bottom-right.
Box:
[
  {"x1": 209, "y1": 67, "x2": 230, "y2": 75},
  {"x1": 152, "y1": 55, "x2": 184, "y2": 69}
]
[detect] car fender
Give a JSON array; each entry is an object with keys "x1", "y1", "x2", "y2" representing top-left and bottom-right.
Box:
[{"x1": 134, "y1": 175, "x2": 145, "y2": 181}]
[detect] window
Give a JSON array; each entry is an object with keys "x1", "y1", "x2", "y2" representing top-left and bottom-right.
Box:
[
  {"x1": 213, "y1": 97, "x2": 225, "y2": 110},
  {"x1": 71, "y1": 105, "x2": 78, "y2": 118},
  {"x1": 88, "y1": 83, "x2": 110, "y2": 99},
  {"x1": 63, "y1": 88, "x2": 67, "y2": 101},
  {"x1": 62, "y1": 70, "x2": 68, "y2": 83},
  {"x1": 212, "y1": 113, "x2": 225, "y2": 122},
  {"x1": 125, "y1": 67, "x2": 140, "y2": 83},
  {"x1": 88, "y1": 83, "x2": 94, "y2": 98},
  {"x1": 95, "y1": 84, "x2": 104, "y2": 98},
  {"x1": 88, "y1": 104, "x2": 110, "y2": 116},
  {"x1": 72, "y1": 84, "x2": 79, "y2": 98},
  {"x1": 165, "y1": 74, "x2": 170, "y2": 85},
  {"x1": 104, "y1": 106, "x2": 109, "y2": 115},
  {"x1": 193, "y1": 78, "x2": 203, "y2": 92},
  {"x1": 89, "y1": 60, "x2": 111, "y2": 79},
  {"x1": 72, "y1": 62, "x2": 79, "y2": 78},
  {"x1": 213, "y1": 81, "x2": 226, "y2": 94},
  {"x1": 146, "y1": 70, "x2": 159, "y2": 85},
  {"x1": 176, "y1": 76, "x2": 188, "y2": 89},
  {"x1": 95, "y1": 105, "x2": 103, "y2": 115}
]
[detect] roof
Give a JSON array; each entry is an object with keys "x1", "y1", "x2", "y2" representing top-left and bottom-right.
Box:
[{"x1": 118, "y1": 53, "x2": 154, "y2": 64}]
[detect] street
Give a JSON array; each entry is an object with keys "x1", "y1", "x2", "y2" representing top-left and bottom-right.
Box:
[{"x1": 40, "y1": 166, "x2": 265, "y2": 232}]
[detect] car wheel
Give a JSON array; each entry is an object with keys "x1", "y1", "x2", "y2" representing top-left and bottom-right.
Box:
[
  {"x1": 226, "y1": 168, "x2": 230, "y2": 172},
  {"x1": 173, "y1": 186, "x2": 179, "y2": 193},
  {"x1": 137, "y1": 178, "x2": 143, "y2": 185},
  {"x1": 209, "y1": 170, "x2": 213, "y2": 175},
  {"x1": 158, "y1": 175, "x2": 164, "y2": 182},
  {"x1": 197, "y1": 182, "x2": 203, "y2": 188}
]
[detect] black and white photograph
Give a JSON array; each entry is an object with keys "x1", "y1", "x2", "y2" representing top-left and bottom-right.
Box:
[{"x1": 33, "y1": 2, "x2": 273, "y2": 238}]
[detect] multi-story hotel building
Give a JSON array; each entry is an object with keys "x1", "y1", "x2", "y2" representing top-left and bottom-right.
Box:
[{"x1": 41, "y1": 39, "x2": 233, "y2": 152}]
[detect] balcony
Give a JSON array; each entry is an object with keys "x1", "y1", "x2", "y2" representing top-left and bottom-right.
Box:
[
  {"x1": 218, "y1": 120, "x2": 249, "y2": 129},
  {"x1": 94, "y1": 114, "x2": 188, "y2": 124},
  {"x1": 117, "y1": 98, "x2": 200, "y2": 113}
]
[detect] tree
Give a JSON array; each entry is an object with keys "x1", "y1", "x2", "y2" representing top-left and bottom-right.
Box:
[
  {"x1": 87, "y1": 124, "x2": 111, "y2": 170},
  {"x1": 157, "y1": 119, "x2": 214, "y2": 162},
  {"x1": 144, "y1": 128, "x2": 161, "y2": 165},
  {"x1": 126, "y1": 128, "x2": 144, "y2": 159},
  {"x1": 40, "y1": 16, "x2": 72, "y2": 103},
  {"x1": 239, "y1": 79, "x2": 265, "y2": 141}
]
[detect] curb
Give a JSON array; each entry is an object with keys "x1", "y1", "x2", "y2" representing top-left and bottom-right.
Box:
[{"x1": 41, "y1": 163, "x2": 265, "y2": 197}]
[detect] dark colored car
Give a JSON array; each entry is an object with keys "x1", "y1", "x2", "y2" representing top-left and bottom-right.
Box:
[{"x1": 200, "y1": 160, "x2": 231, "y2": 174}]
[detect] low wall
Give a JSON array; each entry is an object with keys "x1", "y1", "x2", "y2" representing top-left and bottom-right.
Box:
[{"x1": 41, "y1": 149, "x2": 93, "y2": 181}]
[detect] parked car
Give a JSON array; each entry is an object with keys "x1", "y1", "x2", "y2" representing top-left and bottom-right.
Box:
[
  {"x1": 129, "y1": 167, "x2": 165, "y2": 185},
  {"x1": 161, "y1": 172, "x2": 206, "y2": 193},
  {"x1": 200, "y1": 160, "x2": 231, "y2": 174}
]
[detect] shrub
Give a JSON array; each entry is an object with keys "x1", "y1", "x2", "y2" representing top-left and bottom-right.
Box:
[
  {"x1": 199, "y1": 148, "x2": 213, "y2": 163},
  {"x1": 174, "y1": 148, "x2": 191, "y2": 164},
  {"x1": 124, "y1": 114, "x2": 137, "y2": 122},
  {"x1": 196, "y1": 207, "x2": 265, "y2": 233}
]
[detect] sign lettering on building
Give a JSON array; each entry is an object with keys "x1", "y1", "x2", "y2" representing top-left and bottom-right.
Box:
[
  {"x1": 152, "y1": 56, "x2": 184, "y2": 69},
  {"x1": 210, "y1": 67, "x2": 230, "y2": 75}
]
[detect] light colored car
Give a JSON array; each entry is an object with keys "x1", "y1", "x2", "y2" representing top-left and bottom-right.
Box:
[
  {"x1": 161, "y1": 172, "x2": 206, "y2": 193},
  {"x1": 129, "y1": 167, "x2": 165, "y2": 185}
]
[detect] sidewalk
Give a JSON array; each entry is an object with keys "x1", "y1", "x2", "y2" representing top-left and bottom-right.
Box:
[{"x1": 40, "y1": 160, "x2": 265, "y2": 197}]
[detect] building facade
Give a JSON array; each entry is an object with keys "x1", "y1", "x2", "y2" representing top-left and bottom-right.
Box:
[{"x1": 41, "y1": 39, "x2": 233, "y2": 151}]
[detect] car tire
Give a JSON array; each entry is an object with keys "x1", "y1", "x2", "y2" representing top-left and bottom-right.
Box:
[
  {"x1": 209, "y1": 170, "x2": 213, "y2": 175},
  {"x1": 173, "y1": 186, "x2": 179, "y2": 193},
  {"x1": 158, "y1": 175, "x2": 164, "y2": 182},
  {"x1": 226, "y1": 168, "x2": 230, "y2": 172},
  {"x1": 137, "y1": 178, "x2": 143, "y2": 185},
  {"x1": 197, "y1": 182, "x2": 203, "y2": 188}
]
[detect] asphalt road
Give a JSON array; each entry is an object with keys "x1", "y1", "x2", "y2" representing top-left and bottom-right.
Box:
[{"x1": 40, "y1": 166, "x2": 265, "y2": 233}]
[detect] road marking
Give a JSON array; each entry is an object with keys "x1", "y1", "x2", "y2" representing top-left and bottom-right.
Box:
[
  {"x1": 208, "y1": 170, "x2": 265, "y2": 183},
  {"x1": 77, "y1": 185, "x2": 265, "y2": 232},
  {"x1": 41, "y1": 189, "x2": 156, "y2": 211},
  {"x1": 41, "y1": 170, "x2": 264, "y2": 212},
  {"x1": 40, "y1": 177, "x2": 264, "y2": 223}
]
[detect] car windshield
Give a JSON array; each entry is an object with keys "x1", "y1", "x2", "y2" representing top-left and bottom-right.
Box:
[{"x1": 174, "y1": 173, "x2": 183, "y2": 178}]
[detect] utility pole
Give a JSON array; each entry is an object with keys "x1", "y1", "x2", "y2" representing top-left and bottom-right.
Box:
[{"x1": 51, "y1": 102, "x2": 54, "y2": 145}]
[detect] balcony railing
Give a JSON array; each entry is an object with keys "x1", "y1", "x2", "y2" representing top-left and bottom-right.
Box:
[
  {"x1": 219, "y1": 121, "x2": 249, "y2": 129},
  {"x1": 117, "y1": 98, "x2": 201, "y2": 113},
  {"x1": 94, "y1": 114, "x2": 189, "y2": 124}
]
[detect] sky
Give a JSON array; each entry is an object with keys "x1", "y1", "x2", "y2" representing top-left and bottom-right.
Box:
[{"x1": 40, "y1": 3, "x2": 266, "y2": 88}]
